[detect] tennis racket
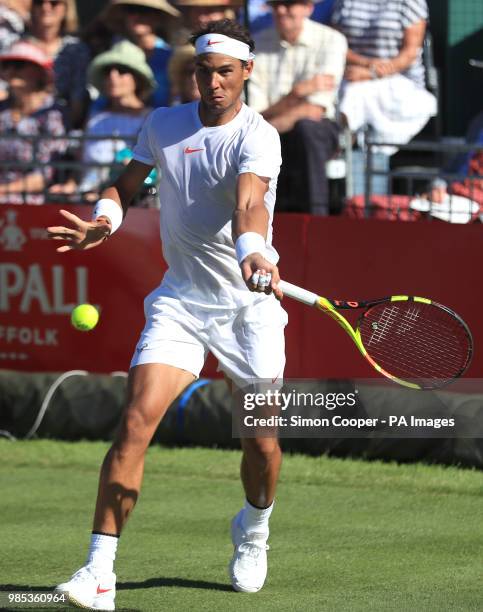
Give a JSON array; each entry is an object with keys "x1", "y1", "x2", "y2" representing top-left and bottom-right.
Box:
[{"x1": 279, "y1": 279, "x2": 473, "y2": 390}]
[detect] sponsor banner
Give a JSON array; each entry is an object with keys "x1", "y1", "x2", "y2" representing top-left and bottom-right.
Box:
[
  {"x1": 0, "y1": 205, "x2": 165, "y2": 373},
  {"x1": 0, "y1": 205, "x2": 303, "y2": 378},
  {"x1": 1, "y1": 207, "x2": 481, "y2": 378}
]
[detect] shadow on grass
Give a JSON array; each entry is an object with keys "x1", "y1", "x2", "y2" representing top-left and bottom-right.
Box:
[
  {"x1": 0, "y1": 576, "x2": 233, "y2": 609},
  {"x1": 0, "y1": 586, "x2": 53, "y2": 592},
  {"x1": 117, "y1": 576, "x2": 233, "y2": 592}
]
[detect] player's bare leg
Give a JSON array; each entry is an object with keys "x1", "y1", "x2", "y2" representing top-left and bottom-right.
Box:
[
  {"x1": 93, "y1": 363, "x2": 195, "y2": 534},
  {"x1": 223, "y1": 374, "x2": 282, "y2": 508},
  {"x1": 229, "y1": 435, "x2": 281, "y2": 593},
  {"x1": 228, "y1": 373, "x2": 282, "y2": 593},
  {"x1": 240, "y1": 436, "x2": 281, "y2": 508},
  {"x1": 56, "y1": 363, "x2": 194, "y2": 610}
]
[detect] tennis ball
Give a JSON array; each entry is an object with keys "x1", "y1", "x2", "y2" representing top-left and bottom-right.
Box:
[{"x1": 71, "y1": 304, "x2": 99, "y2": 332}]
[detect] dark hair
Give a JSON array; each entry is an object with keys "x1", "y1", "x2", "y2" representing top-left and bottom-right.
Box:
[{"x1": 189, "y1": 18, "x2": 255, "y2": 54}]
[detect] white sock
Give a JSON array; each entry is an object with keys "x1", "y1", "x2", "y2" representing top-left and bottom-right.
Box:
[
  {"x1": 86, "y1": 533, "x2": 118, "y2": 574},
  {"x1": 241, "y1": 499, "x2": 274, "y2": 536}
]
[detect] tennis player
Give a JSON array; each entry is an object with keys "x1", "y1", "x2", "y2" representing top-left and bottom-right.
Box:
[{"x1": 48, "y1": 19, "x2": 287, "y2": 610}]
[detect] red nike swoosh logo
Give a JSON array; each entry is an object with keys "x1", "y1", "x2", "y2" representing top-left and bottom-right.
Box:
[
  {"x1": 207, "y1": 40, "x2": 223, "y2": 46},
  {"x1": 97, "y1": 586, "x2": 112, "y2": 594},
  {"x1": 272, "y1": 370, "x2": 282, "y2": 384},
  {"x1": 184, "y1": 147, "x2": 204, "y2": 154}
]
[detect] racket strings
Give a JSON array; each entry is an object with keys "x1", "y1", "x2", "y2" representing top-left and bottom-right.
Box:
[
  {"x1": 366, "y1": 312, "x2": 468, "y2": 379},
  {"x1": 359, "y1": 302, "x2": 471, "y2": 383},
  {"x1": 367, "y1": 307, "x2": 465, "y2": 368},
  {"x1": 368, "y1": 318, "x2": 467, "y2": 378}
]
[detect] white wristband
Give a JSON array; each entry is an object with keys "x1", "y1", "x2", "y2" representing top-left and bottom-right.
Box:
[
  {"x1": 235, "y1": 232, "x2": 266, "y2": 265},
  {"x1": 92, "y1": 198, "x2": 123, "y2": 235}
]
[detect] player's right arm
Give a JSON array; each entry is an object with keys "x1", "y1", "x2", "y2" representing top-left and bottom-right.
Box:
[
  {"x1": 47, "y1": 160, "x2": 153, "y2": 253},
  {"x1": 233, "y1": 118, "x2": 283, "y2": 299}
]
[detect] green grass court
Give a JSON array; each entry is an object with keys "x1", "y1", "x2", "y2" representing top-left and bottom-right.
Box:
[{"x1": 1, "y1": 440, "x2": 481, "y2": 611}]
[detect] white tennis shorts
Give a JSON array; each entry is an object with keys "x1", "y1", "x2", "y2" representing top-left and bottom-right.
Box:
[{"x1": 130, "y1": 289, "x2": 288, "y2": 388}]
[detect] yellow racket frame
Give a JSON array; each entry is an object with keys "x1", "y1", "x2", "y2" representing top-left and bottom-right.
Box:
[
  {"x1": 278, "y1": 279, "x2": 472, "y2": 390},
  {"x1": 315, "y1": 296, "x2": 433, "y2": 389}
]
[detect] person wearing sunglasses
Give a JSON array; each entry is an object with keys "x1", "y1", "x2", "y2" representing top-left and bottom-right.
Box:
[
  {"x1": 49, "y1": 40, "x2": 155, "y2": 202},
  {"x1": 248, "y1": 0, "x2": 347, "y2": 215},
  {"x1": 0, "y1": 41, "x2": 67, "y2": 204},
  {"x1": 23, "y1": 0, "x2": 90, "y2": 127},
  {"x1": 98, "y1": 0, "x2": 181, "y2": 109}
]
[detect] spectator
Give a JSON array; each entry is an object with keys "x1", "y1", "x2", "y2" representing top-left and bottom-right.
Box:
[
  {"x1": 331, "y1": 0, "x2": 437, "y2": 152},
  {"x1": 250, "y1": 0, "x2": 335, "y2": 34},
  {"x1": 79, "y1": 15, "x2": 113, "y2": 59},
  {"x1": 409, "y1": 178, "x2": 479, "y2": 224},
  {"x1": 100, "y1": 0, "x2": 181, "y2": 108},
  {"x1": 0, "y1": 41, "x2": 66, "y2": 204},
  {"x1": 248, "y1": 0, "x2": 347, "y2": 214},
  {"x1": 167, "y1": 44, "x2": 200, "y2": 103},
  {"x1": 451, "y1": 150, "x2": 483, "y2": 213},
  {"x1": 0, "y1": 1, "x2": 31, "y2": 100},
  {"x1": 0, "y1": 0, "x2": 31, "y2": 52},
  {"x1": 175, "y1": 0, "x2": 242, "y2": 33},
  {"x1": 448, "y1": 106, "x2": 483, "y2": 177},
  {"x1": 24, "y1": 0, "x2": 90, "y2": 128},
  {"x1": 442, "y1": 98, "x2": 483, "y2": 212},
  {"x1": 50, "y1": 40, "x2": 154, "y2": 200}
]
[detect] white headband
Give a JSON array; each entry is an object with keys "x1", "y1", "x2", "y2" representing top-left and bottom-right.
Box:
[{"x1": 195, "y1": 33, "x2": 255, "y2": 61}]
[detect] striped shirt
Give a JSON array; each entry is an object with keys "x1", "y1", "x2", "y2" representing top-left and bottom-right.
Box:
[
  {"x1": 331, "y1": 0, "x2": 428, "y2": 87},
  {"x1": 0, "y1": 6, "x2": 24, "y2": 52}
]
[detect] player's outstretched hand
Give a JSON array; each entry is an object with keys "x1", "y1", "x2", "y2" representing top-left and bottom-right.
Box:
[
  {"x1": 241, "y1": 253, "x2": 283, "y2": 300},
  {"x1": 47, "y1": 209, "x2": 111, "y2": 253}
]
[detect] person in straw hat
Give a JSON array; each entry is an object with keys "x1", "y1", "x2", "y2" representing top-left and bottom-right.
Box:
[
  {"x1": 175, "y1": 0, "x2": 242, "y2": 31},
  {"x1": 50, "y1": 40, "x2": 155, "y2": 199},
  {"x1": 171, "y1": 0, "x2": 243, "y2": 46},
  {"x1": 100, "y1": 0, "x2": 181, "y2": 108}
]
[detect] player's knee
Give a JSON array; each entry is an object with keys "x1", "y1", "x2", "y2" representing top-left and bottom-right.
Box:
[
  {"x1": 243, "y1": 436, "x2": 280, "y2": 461},
  {"x1": 117, "y1": 406, "x2": 157, "y2": 449}
]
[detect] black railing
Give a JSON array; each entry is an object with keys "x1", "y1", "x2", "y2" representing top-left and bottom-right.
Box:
[
  {"x1": 361, "y1": 138, "x2": 483, "y2": 220},
  {"x1": 1, "y1": 132, "x2": 482, "y2": 220},
  {"x1": 0, "y1": 133, "x2": 158, "y2": 207}
]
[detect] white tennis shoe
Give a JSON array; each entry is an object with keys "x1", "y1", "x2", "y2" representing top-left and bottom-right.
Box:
[
  {"x1": 55, "y1": 565, "x2": 116, "y2": 611},
  {"x1": 229, "y1": 510, "x2": 269, "y2": 593}
]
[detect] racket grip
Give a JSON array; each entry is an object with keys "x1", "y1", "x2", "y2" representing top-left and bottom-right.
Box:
[{"x1": 279, "y1": 280, "x2": 318, "y2": 306}]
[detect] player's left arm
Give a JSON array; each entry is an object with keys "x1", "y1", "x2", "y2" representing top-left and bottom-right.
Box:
[
  {"x1": 232, "y1": 172, "x2": 282, "y2": 299},
  {"x1": 47, "y1": 160, "x2": 153, "y2": 252}
]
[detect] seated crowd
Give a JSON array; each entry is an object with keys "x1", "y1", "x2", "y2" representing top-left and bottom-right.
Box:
[{"x1": 0, "y1": 0, "x2": 480, "y2": 220}]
